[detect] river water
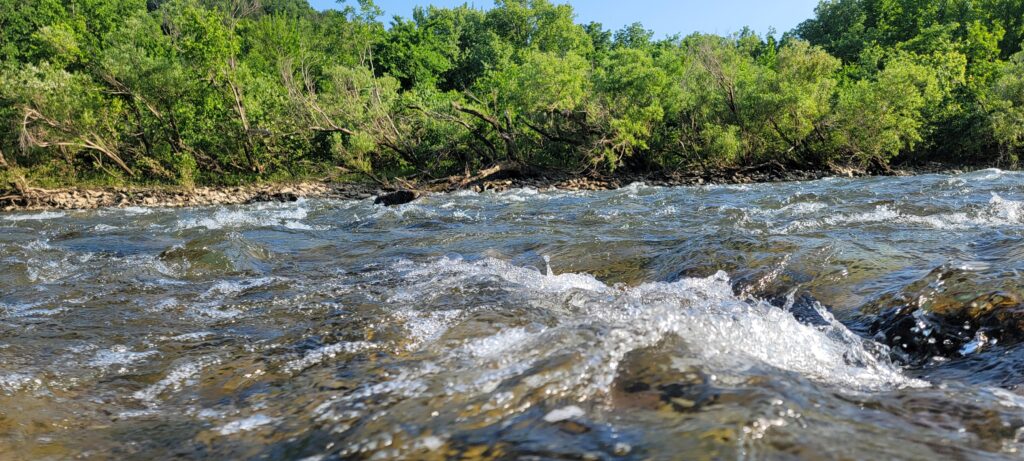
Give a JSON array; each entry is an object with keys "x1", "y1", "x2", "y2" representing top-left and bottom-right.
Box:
[{"x1": 3, "y1": 171, "x2": 1024, "y2": 459}]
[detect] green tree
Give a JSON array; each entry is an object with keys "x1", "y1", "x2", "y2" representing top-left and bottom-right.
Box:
[
  {"x1": 987, "y1": 53, "x2": 1024, "y2": 166},
  {"x1": 374, "y1": 7, "x2": 460, "y2": 90},
  {"x1": 1, "y1": 63, "x2": 133, "y2": 178},
  {"x1": 594, "y1": 48, "x2": 668, "y2": 169},
  {"x1": 831, "y1": 57, "x2": 942, "y2": 163}
]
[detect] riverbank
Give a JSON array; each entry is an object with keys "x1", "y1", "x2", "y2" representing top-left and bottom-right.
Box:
[
  {"x1": 0, "y1": 162, "x2": 971, "y2": 211},
  {"x1": 0, "y1": 182, "x2": 379, "y2": 212}
]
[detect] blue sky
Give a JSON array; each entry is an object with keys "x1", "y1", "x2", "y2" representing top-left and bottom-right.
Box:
[{"x1": 311, "y1": 0, "x2": 822, "y2": 37}]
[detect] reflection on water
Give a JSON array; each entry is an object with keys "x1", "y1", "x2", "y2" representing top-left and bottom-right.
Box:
[{"x1": 3, "y1": 170, "x2": 1024, "y2": 459}]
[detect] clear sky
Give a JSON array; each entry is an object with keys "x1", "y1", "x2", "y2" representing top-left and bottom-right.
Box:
[{"x1": 310, "y1": 0, "x2": 822, "y2": 37}]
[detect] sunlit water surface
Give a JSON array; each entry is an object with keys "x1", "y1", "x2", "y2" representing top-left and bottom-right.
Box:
[{"x1": 4, "y1": 171, "x2": 1024, "y2": 459}]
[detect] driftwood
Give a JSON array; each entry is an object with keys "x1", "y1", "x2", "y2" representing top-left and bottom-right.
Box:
[
  {"x1": 866, "y1": 156, "x2": 896, "y2": 175},
  {"x1": 372, "y1": 162, "x2": 524, "y2": 206},
  {"x1": 734, "y1": 159, "x2": 788, "y2": 175},
  {"x1": 449, "y1": 161, "x2": 522, "y2": 191}
]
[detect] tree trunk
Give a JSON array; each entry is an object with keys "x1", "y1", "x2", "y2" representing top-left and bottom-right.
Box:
[
  {"x1": 227, "y1": 77, "x2": 262, "y2": 173},
  {"x1": 452, "y1": 102, "x2": 518, "y2": 162}
]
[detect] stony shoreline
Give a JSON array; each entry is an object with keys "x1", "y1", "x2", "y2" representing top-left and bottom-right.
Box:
[
  {"x1": 0, "y1": 182, "x2": 379, "y2": 212},
  {"x1": 0, "y1": 162, "x2": 971, "y2": 212}
]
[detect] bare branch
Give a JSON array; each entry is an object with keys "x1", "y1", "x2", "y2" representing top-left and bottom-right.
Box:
[
  {"x1": 453, "y1": 102, "x2": 518, "y2": 161},
  {"x1": 19, "y1": 107, "x2": 135, "y2": 177}
]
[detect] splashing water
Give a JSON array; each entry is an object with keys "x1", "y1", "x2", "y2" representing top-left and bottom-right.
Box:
[{"x1": 3, "y1": 171, "x2": 1024, "y2": 459}]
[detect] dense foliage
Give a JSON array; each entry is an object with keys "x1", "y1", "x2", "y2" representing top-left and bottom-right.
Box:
[{"x1": 2, "y1": 0, "x2": 1024, "y2": 187}]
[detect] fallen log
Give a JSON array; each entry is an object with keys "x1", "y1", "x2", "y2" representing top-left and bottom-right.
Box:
[{"x1": 449, "y1": 161, "x2": 523, "y2": 191}]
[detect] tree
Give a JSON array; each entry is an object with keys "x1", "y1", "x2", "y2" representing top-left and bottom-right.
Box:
[
  {"x1": 466, "y1": 49, "x2": 591, "y2": 166},
  {"x1": 374, "y1": 7, "x2": 460, "y2": 90},
  {"x1": 831, "y1": 57, "x2": 942, "y2": 163},
  {"x1": 795, "y1": 0, "x2": 871, "y2": 62},
  {"x1": 593, "y1": 48, "x2": 668, "y2": 169},
  {"x1": 751, "y1": 40, "x2": 841, "y2": 163},
  {"x1": 485, "y1": 0, "x2": 593, "y2": 56},
  {"x1": 2, "y1": 63, "x2": 134, "y2": 178},
  {"x1": 0, "y1": 0, "x2": 66, "y2": 63},
  {"x1": 987, "y1": 53, "x2": 1024, "y2": 166}
]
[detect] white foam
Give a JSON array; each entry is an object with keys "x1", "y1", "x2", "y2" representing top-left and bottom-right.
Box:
[
  {"x1": 543, "y1": 405, "x2": 585, "y2": 422},
  {"x1": 357, "y1": 203, "x2": 437, "y2": 222},
  {"x1": 385, "y1": 258, "x2": 919, "y2": 393},
  {"x1": 654, "y1": 205, "x2": 679, "y2": 217},
  {"x1": 313, "y1": 257, "x2": 919, "y2": 428},
  {"x1": 121, "y1": 206, "x2": 154, "y2": 215},
  {"x1": 187, "y1": 304, "x2": 243, "y2": 320},
  {"x1": 0, "y1": 372, "x2": 42, "y2": 393},
  {"x1": 3, "y1": 211, "x2": 66, "y2": 222},
  {"x1": 24, "y1": 239, "x2": 53, "y2": 250},
  {"x1": 621, "y1": 181, "x2": 661, "y2": 198},
  {"x1": 284, "y1": 341, "x2": 378, "y2": 373},
  {"x1": 462, "y1": 327, "x2": 537, "y2": 358},
  {"x1": 89, "y1": 345, "x2": 159, "y2": 368},
  {"x1": 165, "y1": 332, "x2": 215, "y2": 342},
  {"x1": 217, "y1": 414, "x2": 276, "y2": 435},
  {"x1": 391, "y1": 309, "x2": 464, "y2": 350},
  {"x1": 133, "y1": 357, "x2": 219, "y2": 403},
  {"x1": 177, "y1": 203, "x2": 310, "y2": 230},
  {"x1": 779, "y1": 202, "x2": 828, "y2": 215},
  {"x1": 781, "y1": 205, "x2": 902, "y2": 233},
  {"x1": 97, "y1": 206, "x2": 153, "y2": 216},
  {"x1": 284, "y1": 221, "x2": 316, "y2": 230},
  {"x1": 778, "y1": 198, "x2": 1024, "y2": 233},
  {"x1": 989, "y1": 193, "x2": 1023, "y2": 223},
  {"x1": 419, "y1": 435, "x2": 446, "y2": 451},
  {"x1": 961, "y1": 168, "x2": 1007, "y2": 181},
  {"x1": 203, "y1": 277, "x2": 280, "y2": 299},
  {"x1": 498, "y1": 187, "x2": 542, "y2": 202},
  {"x1": 390, "y1": 257, "x2": 608, "y2": 298}
]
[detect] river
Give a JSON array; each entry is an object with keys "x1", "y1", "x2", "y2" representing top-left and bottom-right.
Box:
[{"x1": 3, "y1": 170, "x2": 1024, "y2": 459}]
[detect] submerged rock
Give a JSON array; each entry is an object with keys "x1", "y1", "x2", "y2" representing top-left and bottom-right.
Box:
[
  {"x1": 611, "y1": 342, "x2": 718, "y2": 414},
  {"x1": 374, "y1": 190, "x2": 419, "y2": 206},
  {"x1": 861, "y1": 266, "x2": 1024, "y2": 364}
]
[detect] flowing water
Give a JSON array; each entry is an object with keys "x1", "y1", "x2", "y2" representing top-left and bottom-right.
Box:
[{"x1": 3, "y1": 171, "x2": 1024, "y2": 460}]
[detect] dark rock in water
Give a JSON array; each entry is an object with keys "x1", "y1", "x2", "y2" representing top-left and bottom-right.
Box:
[
  {"x1": 771, "y1": 292, "x2": 832, "y2": 328},
  {"x1": 860, "y1": 266, "x2": 1024, "y2": 365},
  {"x1": 374, "y1": 190, "x2": 419, "y2": 206},
  {"x1": 247, "y1": 191, "x2": 299, "y2": 204}
]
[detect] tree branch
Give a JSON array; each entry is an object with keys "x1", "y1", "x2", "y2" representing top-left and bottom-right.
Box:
[{"x1": 452, "y1": 102, "x2": 518, "y2": 160}]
